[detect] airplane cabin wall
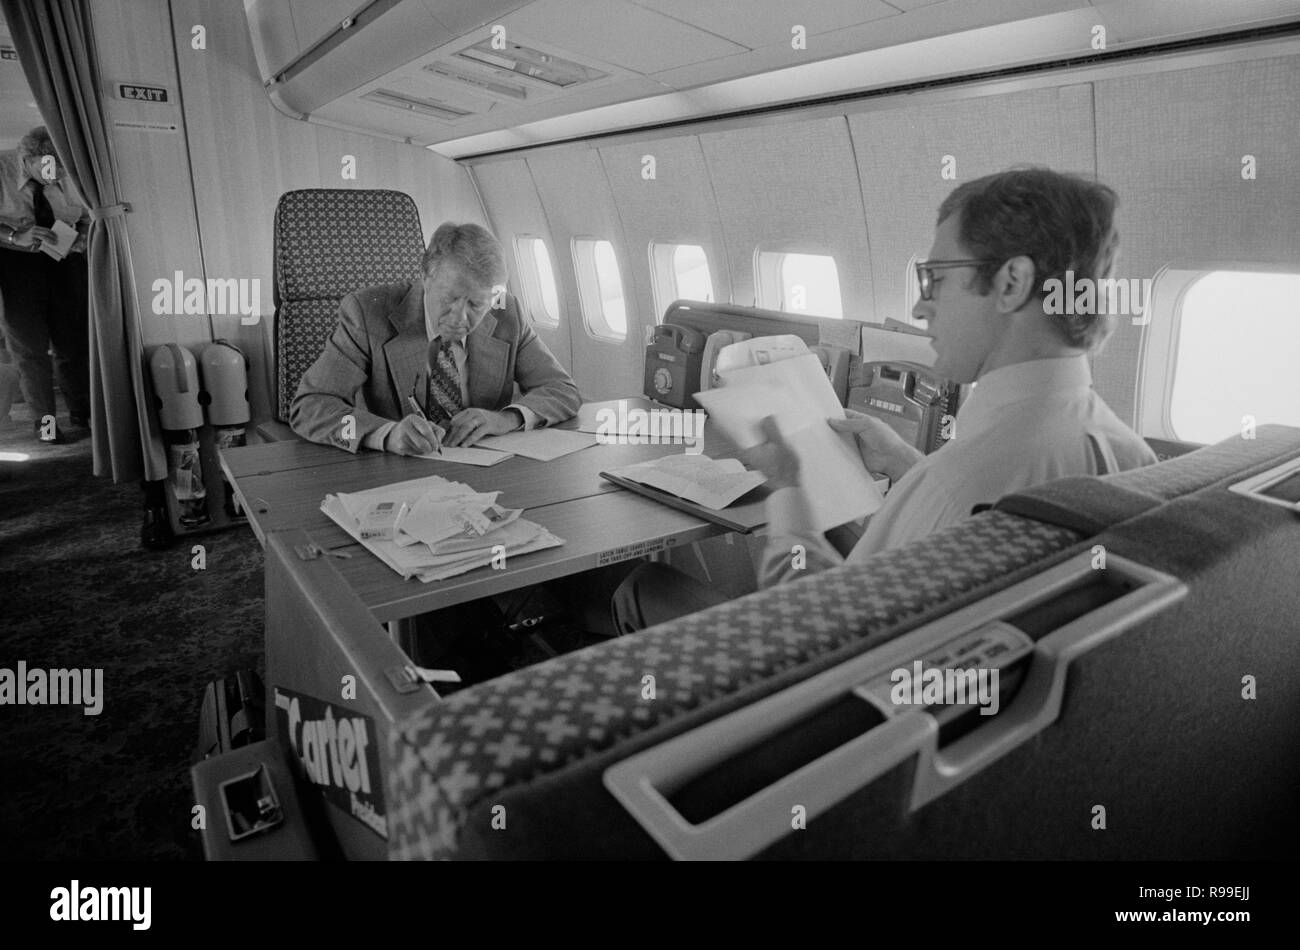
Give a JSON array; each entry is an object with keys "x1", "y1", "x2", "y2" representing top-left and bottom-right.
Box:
[
  {"x1": 92, "y1": 0, "x2": 486, "y2": 425},
  {"x1": 471, "y1": 159, "x2": 573, "y2": 374},
  {"x1": 526, "y1": 149, "x2": 644, "y2": 401},
  {"x1": 1092, "y1": 55, "x2": 1300, "y2": 420},
  {"x1": 699, "y1": 116, "x2": 873, "y2": 325},
  {"x1": 91, "y1": 0, "x2": 207, "y2": 355},
  {"x1": 470, "y1": 47, "x2": 1300, "y2": 428},
  {"x1": 598, "y1": 134, "x2": 733, "y2": 328},
  {"x1": 170, "y1": 0, "x2": 485, "y2": 424}
]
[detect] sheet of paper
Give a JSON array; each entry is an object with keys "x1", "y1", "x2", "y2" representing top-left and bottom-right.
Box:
[
  {"x1": 39, "y1": 220, "x2": 77, "y2": 260},
  {"x1": 414, "y1": 446, "x2": 512, "y2": 466},
  {"x1": 610, "y1": 454, "x2": 766, "y2": 510},
  {"x1": 396, "y1": 491, "x2": 505, "y2": 547},
  {"x1": 476, "y1": 428, "x2": 598, "y2": 461},
  {"x1": 860, "y1": 322, "x2": 938, "y2": 368},
  {"x1": 696, "y1": 353, "x2": 883, "y2": 532}
]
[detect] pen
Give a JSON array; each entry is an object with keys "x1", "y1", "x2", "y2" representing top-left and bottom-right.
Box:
[{"x1": 408, "y1": 382, "x2": 442, "y2": 456}]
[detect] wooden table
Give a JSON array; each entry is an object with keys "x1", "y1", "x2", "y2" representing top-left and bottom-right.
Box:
[{"x1": 219, "y1": 430, "x2": 765, "y2": 626}]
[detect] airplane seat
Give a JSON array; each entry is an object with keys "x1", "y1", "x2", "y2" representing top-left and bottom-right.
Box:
[
  {"x1": 260, "y1": 189, "x2": 425, "y2": 441},
  {"x1": 383, "y1": 508, "x2": 1086, "y2": 859},
  {"x1": 382, "y1": 426, "x2": 1300, "y2": 860}
]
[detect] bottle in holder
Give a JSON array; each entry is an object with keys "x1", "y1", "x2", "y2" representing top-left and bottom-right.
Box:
[
  {"x1": 166, "y1": 427, "x2": 210, "y2": 527},
  {"x1": 213, "y1": 426, "x2": 247, "y2": 519}
]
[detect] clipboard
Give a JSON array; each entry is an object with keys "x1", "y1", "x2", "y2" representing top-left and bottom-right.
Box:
[{"x1": 600, "y1": 470, "x2": 769, "y2": 534}]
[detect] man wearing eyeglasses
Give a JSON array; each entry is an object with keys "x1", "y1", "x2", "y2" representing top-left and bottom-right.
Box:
[
  {"x1": 751, "y1": 167, "x2": 1156, "y2": 585},
  {"x1": 291, "y1": 222, "x2": 579, "y2": 453}
]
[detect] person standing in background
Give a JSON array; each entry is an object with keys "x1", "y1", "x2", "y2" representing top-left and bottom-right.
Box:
[{"x1": 0, "y1": 126, "x2": 91, "y2": 443}]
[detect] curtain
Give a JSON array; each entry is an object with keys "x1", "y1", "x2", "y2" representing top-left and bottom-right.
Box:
[{"x1": 1, "y1": 0, "x2": 165, "y2": 482}]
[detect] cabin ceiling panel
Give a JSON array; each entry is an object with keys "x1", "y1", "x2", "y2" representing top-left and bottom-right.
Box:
[
  {"x1": 1092, "y1": 54, "x2": 1300, "y2": 423},
  {"x1": 698, "y1": 116, "x2": 874, "y2": 320},
  {"x1": 598, "y1": 134, "x2": 732, "y2": 318},
  {"x1": 527, "y1": 148, "x2": 645, "y2": 399},
  {"x1": 499, "y1": 0, "x2": 749, "y2": 74},
  {"x1": 471, "y1": 158, "x2": 574, "y2": 370},
  {"x1": 628, "y1": 0, "x2": 899, "y2": 50},
  {"x1": 848, "y1": 84, "x2": 1096, "y2": 326}
]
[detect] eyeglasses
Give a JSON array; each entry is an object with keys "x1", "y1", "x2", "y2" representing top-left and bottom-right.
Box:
[{"x1": 914, "y1": 259, "x2": 1002, "y2": 301}]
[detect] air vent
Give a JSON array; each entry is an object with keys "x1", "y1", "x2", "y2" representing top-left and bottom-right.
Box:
[
  {"x1": 361, "y1": 89, "x2": 472, "y2": 121},
  {"x1": 454, "y1": 38, "x2": 607, "y2": 88},
  {"x1": 422, "y1": 62, "x2": 528, "y2": 101}
]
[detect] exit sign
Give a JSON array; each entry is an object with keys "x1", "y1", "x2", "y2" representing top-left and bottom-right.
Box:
[
  {"x1": 117, "y1": 83, "x2": 170, "y2": 103},
  {"x1": 0, "y1": 46, "x2": 18, "y2": 61}
]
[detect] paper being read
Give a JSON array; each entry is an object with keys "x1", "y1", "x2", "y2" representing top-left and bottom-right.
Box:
[
  {"x1": 39, "y1": 220, "x2": 77, "y2": 260},
  {"x1": 695, "y1": 353, "x2": 883, "y2": 532}
]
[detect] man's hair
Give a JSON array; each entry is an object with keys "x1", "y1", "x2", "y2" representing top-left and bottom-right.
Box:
[
  {"x1": 936, "y1": 167, "x2": 1120, "y2": 350},
  {"x1": 421, "y1": 222, "x2": 506, "y2": 287},
  {"x1": 18, "y1": 126, "x2": 56, "y2": 159}
]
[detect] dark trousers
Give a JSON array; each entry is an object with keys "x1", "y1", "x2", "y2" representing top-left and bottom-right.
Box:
[{"x1": 0, "y1": 247, "x2": 90, "y2": 421}]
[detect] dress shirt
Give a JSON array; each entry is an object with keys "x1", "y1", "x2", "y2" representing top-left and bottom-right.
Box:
[
  {"x1": 0, "y1": 150, "x2": 89, "y2": 253},
  {"x1": 760, "y1": 355, "x2": 1158, "y2": 585}
]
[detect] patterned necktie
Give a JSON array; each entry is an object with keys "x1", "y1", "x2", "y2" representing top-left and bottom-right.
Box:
[
  {"x1": 425, "y1": 337, "x2": 464, "y2": 427},
  {"x1": 31, "y1": 181, "x2": 56, "y2": 230}
]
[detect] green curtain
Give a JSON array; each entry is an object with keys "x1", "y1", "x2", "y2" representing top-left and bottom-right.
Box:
[{"x1": 1, "y1": 0, "x2": 165, "y2": 482}]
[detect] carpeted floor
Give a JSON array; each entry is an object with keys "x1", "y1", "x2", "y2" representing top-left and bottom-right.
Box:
[
  {"x1": 1, "y1": 403, "x2": 264, "y2": 861},
  {"x1": 0, "y1": 401, "x2": 611, "y2": 860}
]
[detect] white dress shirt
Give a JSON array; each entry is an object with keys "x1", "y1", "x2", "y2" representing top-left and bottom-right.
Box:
[
  {"x1": 362, "y1": 313, "x2": 539, "y2": 451},
  {"x1": 0, "y1": 150, "x2": 90, "y2": 253},
  {"x1": 760, "y1": 355, "x2": 1157, "y2": 585}
]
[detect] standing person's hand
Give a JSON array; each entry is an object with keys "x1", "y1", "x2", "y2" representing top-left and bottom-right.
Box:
[
  {"x1": 10, "y1": 226, "x2": 56, "y2": 250},
  {"x1": 384, "y1": 414, "x2": 446, "y2": 456},
  {"x1": 827, "y1": 409, "x2": 924, "y2": 481}
]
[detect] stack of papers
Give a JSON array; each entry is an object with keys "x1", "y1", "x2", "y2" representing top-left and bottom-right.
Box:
[
  {"x1": 606, "y1": 454, "x2": 766, "y2": 510},
  {"x1": 321, "y1": 475, "x2": 563, "y2": 581}
]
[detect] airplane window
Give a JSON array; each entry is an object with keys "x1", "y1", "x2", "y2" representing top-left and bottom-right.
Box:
[
  {"x1": 649, "y1": 242, "x2": 713, "y2": 319},
  {"x1": 1170, "y1": 270, "x2": 1300, "y2": 443},
  {"x1": 513, "y1": 236, "x2": 560, "y2": 327},
  {"x1": 756, "y1": 251, "x2": 843, "y2": 318},
  {"x1": 673, "y1": 245, "x2": 713, "y2": 303},
  {"x1": 573, "y1": 238, "x2": 628, "y2": 341}
]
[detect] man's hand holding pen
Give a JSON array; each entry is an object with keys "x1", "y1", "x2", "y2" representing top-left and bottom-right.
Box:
[{"x1": 385, "y1": 413, "x2": 445, "y2": 456}]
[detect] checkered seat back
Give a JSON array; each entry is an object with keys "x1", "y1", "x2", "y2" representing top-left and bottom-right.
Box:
[{"x1": 273, "y1": 189, "x2": 425, "y2": 421}]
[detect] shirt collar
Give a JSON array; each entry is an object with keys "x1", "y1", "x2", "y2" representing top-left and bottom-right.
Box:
[{"x1": 958, "y1": 355, "x2": 1093, "y2": 432}]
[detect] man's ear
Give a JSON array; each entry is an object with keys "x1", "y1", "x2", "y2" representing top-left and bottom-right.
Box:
[{"x1": 995, "y1": 255, "x2": 1037, "y2": 314}]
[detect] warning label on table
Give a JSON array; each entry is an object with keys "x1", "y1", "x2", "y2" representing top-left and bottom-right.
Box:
[{"x1": 596, "y1": 538, "x2": 671, "y2": 566}]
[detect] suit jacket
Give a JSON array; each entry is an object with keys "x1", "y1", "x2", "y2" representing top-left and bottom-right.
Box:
[{"x1": 290, "y1": 280, "x2": 580, "y2": 451}]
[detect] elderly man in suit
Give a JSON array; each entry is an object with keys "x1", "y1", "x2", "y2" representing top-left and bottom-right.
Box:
[{"x1": 292, "y1": 222, "x2": 579, "y2": 451}]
